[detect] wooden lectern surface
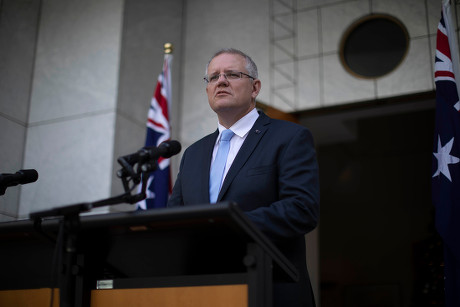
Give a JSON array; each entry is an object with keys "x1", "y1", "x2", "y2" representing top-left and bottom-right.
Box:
[
  {"x1": 0, "y1": 288, "x2": 59, "y2": 307},
  {"x1": 0, "y1": 285, "x2": 248, "y2": 307},
  {"x1": 91, "y1": 285, "x2": 248, "y2": 307}
]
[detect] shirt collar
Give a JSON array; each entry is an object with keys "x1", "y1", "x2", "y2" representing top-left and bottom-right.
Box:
[{"x1": 217, "y1": 108, "x2": 259, "y2": 139}]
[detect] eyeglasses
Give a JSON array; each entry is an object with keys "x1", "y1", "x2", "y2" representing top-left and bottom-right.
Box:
[{"x1": 204, "y1": 71, "x2": 255, "y2": 84}]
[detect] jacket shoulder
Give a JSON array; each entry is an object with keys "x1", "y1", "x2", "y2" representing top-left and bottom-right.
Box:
[{"x1": 258, "y1": 112, "x2": 312, "y2": 135}]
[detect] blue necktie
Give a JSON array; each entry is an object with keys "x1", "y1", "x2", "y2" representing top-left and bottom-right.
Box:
[{"x1": 209, "y1": 129, "x2": 234, "y2": 203}]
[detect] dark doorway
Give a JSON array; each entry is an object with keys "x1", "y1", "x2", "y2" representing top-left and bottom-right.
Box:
[{"x1": 298, "y1": 94, "x2": 444, "y2": 306}]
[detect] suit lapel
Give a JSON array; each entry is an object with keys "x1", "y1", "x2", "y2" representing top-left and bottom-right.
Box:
[
  {"x1": 202, "y1": 130, "x2": 219, "y2": 203},
  {"x1": 218, "y1": 113, "x2": 271, "y2": 201}
]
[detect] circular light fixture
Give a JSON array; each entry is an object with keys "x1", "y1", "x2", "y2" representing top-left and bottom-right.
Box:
[{"x1": 339, "y1": 14, "x2": 409, "y2": 79}]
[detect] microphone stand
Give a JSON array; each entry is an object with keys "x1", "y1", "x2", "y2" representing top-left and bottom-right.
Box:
[{"x1": 29, "y1": 156, "x2": 159, "y2": 307}]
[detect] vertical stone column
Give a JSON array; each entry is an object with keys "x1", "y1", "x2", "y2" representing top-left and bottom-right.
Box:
[
  {"x1": 0, "y1": 0, "x2": 42, "y2": 221},
  {"x1": 20, "y1": 0, "x2": 124, "y2": 217}
]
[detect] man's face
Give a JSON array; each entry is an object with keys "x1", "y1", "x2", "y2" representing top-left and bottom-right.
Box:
[{"x1": 205, "y1": 53, "x2": 260, "y2": 120}]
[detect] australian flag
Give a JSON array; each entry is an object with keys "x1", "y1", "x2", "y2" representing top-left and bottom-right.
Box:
[
  {"x1": 432, "y1": 1, "x2": 460, "y2": 305},
  {"x1": 136, "y1": 53, "x2": 173, "y2": 210}
]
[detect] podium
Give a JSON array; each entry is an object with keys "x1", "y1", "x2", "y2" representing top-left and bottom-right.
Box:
[{"x1": 0, "y1": 202, "x2": 298, "y2": 307}]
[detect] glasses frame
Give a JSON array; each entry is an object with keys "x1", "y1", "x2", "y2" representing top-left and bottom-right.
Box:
[{"x1": 204, "y1": 71, "x2": 255, "y2": 84}]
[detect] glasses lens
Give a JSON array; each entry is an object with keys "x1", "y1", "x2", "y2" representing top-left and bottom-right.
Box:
[
  {"x1": 208, "y1": 74, "x2": 220, "y2": 83},
  {"x1": 226, "y1": 72, "x2": 241, "y2": 80},
  {"x1": 205, "y1": 72, "x2": 248, "y2": 83}
]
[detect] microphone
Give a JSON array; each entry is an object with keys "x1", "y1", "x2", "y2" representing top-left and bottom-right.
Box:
[
  {"x1": 118, "y1": 140, "x2": 181, "y2": 169},
  {"x1": 0, "y1": 169, "x2": 39, "y2": 195},
  {"x1": 138, "y1": 140, "x2": 182, "y2": 161}
]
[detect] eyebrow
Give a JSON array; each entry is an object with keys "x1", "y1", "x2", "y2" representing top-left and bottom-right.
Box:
[{"x1": 208, "y1": 70, "x2": 240, "y2": 75}]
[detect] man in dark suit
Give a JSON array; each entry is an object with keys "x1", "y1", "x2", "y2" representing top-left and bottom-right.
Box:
[{"x1": 168, "y1": 48, "x2": 319, "y2": 307}]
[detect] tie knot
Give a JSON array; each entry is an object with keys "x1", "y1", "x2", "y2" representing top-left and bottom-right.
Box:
[{"x1": 220, "y1": 129, "x2": 234, "y2": 142}]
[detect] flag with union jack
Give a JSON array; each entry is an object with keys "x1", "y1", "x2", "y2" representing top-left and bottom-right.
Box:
[
  {"x1": 432, "y1": 1, "x2": 460, "y2": 305},
  {"x1": 136, "y1": 53, "x2": 173, "y2": 210}
]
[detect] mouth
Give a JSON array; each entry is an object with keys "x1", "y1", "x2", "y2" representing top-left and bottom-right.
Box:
[{"x1": 216, "y1": 90, "x2": 231, "y2": 97}]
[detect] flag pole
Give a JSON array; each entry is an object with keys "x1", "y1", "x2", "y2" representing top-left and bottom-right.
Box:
[
  {"x1": 163, "y1": 43, "x2": 173, "y2": 125},
  {"x1": 164, "y1": 42, "x2": 173, "y2": 54}
]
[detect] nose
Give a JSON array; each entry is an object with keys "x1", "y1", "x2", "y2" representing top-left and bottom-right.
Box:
[{"x1": 216, "y1": 73, "x2": 229, "y2": 85}]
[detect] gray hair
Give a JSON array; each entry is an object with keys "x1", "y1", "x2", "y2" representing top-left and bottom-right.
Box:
[{"x1": 205, "y1": 48, "x2": 258, "y2": 79}]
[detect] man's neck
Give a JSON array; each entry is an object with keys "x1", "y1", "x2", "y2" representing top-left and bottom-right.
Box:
[{"x1": 217, "y1": 106, "x2": 256, "y2": 128}]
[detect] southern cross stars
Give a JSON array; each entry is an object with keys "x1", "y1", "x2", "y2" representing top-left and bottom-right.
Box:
[{"x1": 433, "y1": 135, "x2": 460, "y2": 182}]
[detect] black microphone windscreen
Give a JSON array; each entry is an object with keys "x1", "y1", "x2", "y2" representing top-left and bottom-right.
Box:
[
  {"x1": 167, "y1": 140, "x2": 181, "y2": 156},
  {"x1": 17, "y1": 169, "x2": 39, "y2": 184}
]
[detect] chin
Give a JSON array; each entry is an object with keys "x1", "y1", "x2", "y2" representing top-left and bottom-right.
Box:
[{"x1": 211, "y1": 100, "x2": 236, "y2": 111}]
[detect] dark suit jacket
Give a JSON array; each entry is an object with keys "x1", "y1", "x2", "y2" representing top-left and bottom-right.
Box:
[{"x1": 168, "y1": 112, "x2": 320, "y2": 307}]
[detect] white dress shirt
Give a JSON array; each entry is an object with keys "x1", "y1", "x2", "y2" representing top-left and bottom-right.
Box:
[{"x1": 211, "y1": 108, "x2": 260, "y2": 186}]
